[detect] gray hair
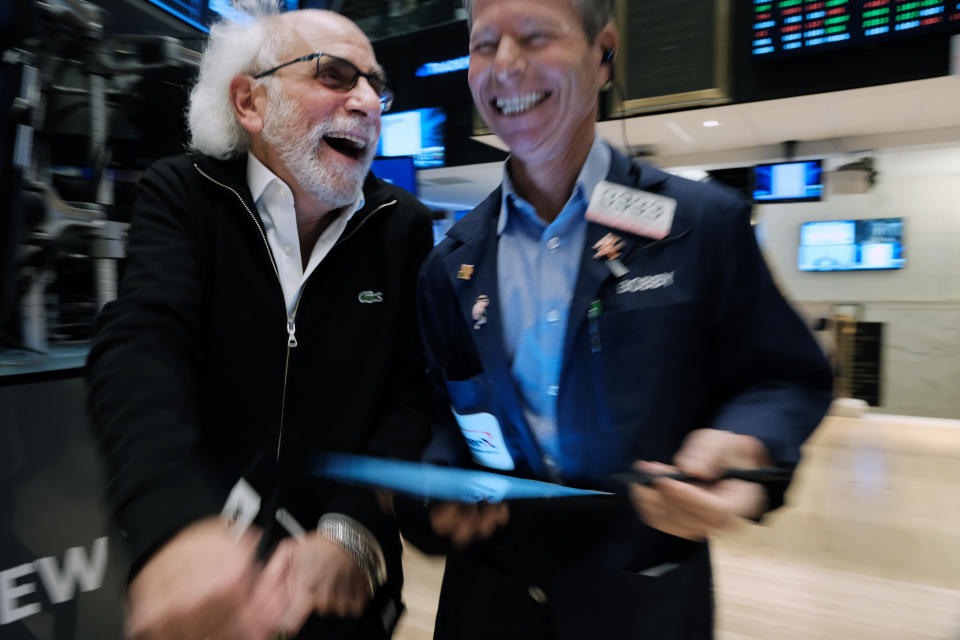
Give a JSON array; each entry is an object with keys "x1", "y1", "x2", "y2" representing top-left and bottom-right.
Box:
[
  {"x1": 464, "y1": 0, "x2": 614, "y2": 43},
  {"x1": 187, "y1": 12, "x2": 288, "y2": 159}
]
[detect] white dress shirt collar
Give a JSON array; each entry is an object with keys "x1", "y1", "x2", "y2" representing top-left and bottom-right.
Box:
[{"x1": 246, "y1": 152, "x2": 362, "y2": 315}]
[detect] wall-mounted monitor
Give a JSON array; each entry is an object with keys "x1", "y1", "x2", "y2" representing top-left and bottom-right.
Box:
[
  {"x1": 798, "y1": 218, "x2": 905, "y2": 272},
  {"x1": 753, "y1": 160, "x2": 823, "y2": 203},
  {"x1": 371, "y1": 156, "x2": 417, "y2": 196},
  {"x1": 376, "y1": 107, "x2": 446, "y2": 168}
]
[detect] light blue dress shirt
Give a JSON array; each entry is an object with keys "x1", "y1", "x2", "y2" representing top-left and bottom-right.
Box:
[{"x1": 496, "y1": 138, "x2": 611, "y2": 466}]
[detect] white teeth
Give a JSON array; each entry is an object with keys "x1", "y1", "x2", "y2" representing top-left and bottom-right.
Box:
[{"x1": 495, "y1": 92, "x2": 547, "y2": 116}]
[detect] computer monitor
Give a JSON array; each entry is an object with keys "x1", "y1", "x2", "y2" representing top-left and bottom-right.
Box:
[{"x1": 376, "y1": 107, "x2": 446, "y2": 168}]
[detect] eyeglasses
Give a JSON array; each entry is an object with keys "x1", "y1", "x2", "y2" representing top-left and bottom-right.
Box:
[{"x1": 253, "y1": 52, "x2": 394, "y2": 113}]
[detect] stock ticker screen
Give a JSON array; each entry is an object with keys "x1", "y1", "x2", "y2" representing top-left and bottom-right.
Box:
[{"x1": 751, "y1": 0, "x2": 960, "y2": 56}]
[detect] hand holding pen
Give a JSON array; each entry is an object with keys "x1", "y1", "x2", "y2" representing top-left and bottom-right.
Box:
[
  {"x1": 612, "y1": 466, "x2": 790, "y2": 487},
  {"x1": 124, "y1": 518, "x2": 273, "y2": 640},
  {"x1": 626, "y1": 429, "x2": 778, "y2": 541}
]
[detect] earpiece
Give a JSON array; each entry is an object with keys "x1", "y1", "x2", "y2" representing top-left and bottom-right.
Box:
[{"x1": 600, "y1": 48, "x2": 616, "y2": 92}]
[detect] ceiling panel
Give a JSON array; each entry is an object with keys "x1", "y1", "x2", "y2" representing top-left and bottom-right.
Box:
[{"x1": 426, "y1": 77, "x2": 960, "y2": 209}]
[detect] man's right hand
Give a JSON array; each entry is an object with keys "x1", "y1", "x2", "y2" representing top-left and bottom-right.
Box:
[
  {"x1": 428, "y1": 502, "x2": 509, "y2": 549},
  {"x1": 125, "y1": 517, "x2": 270, "y2": 640}
]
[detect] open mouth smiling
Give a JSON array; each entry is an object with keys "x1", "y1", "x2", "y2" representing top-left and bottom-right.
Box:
[
  {"x1": 323, "y1": 133, "x2": 368, "y2": 160},
  {"x1": 492, "y1": 91, "x2": 551, "y2": 116}
]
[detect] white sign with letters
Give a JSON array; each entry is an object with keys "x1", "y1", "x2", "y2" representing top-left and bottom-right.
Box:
[{"x1": 1, "y1": 537, "x2": 108, "y2": 625}]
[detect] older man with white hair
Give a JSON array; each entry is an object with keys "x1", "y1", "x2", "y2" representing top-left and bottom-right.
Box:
[{"x1": 87, "y1": 8, "x2": 432, "y2": 640}]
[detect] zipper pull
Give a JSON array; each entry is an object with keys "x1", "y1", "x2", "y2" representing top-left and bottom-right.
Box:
[{"x1": 286, "y1": 318, "x2": 298, "y2": 348}]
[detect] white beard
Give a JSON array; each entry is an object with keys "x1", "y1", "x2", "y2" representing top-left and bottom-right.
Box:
[{"x1": 261, "y1": 86, "x2": 376, "y2": 209}]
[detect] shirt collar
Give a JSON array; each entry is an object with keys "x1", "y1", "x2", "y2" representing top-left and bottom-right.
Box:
[
  {"x1": 246, "y1": 151, "x2": 365, "y2": 212},
  {"x1": 247, "y1": 152, "x2": 281, "y2": 204},
  {"x1": 497, "y1": 136, "x2": 612, "y2": 236}
]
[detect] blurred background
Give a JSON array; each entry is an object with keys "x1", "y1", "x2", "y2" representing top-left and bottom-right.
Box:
[{"x1": 1, "y1": 0, "x2": 959, "y2": 637}]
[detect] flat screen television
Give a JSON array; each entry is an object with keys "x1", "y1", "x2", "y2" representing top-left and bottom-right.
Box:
[
  {"x1": 753, "y1": 160, "x2": 824, "y2": 203},
  {"x1": 798, "y1": 218, "x2": 905, "y2": 272},
  {"x1": 376, "y1": 107, "x2": 446, "y2": 168},
  {"x1": 371, "y1": 156, "x2": 417, "y2": 196}
]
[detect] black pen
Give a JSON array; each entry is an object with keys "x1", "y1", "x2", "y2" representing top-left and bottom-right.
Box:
[{"x1": 610, "y1": 467, "x2": 791, "y2": 487}]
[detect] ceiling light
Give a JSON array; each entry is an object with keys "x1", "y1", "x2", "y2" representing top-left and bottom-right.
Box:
[{"x1": 702, "y1": 120, "x2": 720, "y2": 127}]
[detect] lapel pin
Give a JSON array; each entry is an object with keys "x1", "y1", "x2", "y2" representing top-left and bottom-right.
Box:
[
  {"x1": 472, "y1": 294, "x2": 490, "y2": 330},
  {"x1": 593, "y1": 233, "x2": 625, "y2": 260},
  {"x1": 593, "y1": 233, "x2": 630, "y2": 278},
  {"x1": 457, "y1": 264, "x2": 475, "y2": 280}
]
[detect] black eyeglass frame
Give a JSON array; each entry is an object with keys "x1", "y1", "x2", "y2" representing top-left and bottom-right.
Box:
[{"x1": 252, "y1": 51, "x2": 394, "y2": 112}]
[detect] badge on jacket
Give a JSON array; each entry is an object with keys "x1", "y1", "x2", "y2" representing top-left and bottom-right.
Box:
[
  {"x1": 592, "y1": 233, "x2": 630, "y2": 277},
  {"x1": 451, "y1": 407, "x2": 516, "y2": 471},
  {"x1": 221, "y1": 478, "x2": 261, "y2": 537},
  {"x1": 586, "y1": 181, "x2": 676, "y2": 240}
]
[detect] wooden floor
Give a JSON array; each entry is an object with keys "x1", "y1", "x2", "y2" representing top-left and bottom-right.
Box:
[{"x1": 393, "y1": 414, "x2": 960, "y2": 639}]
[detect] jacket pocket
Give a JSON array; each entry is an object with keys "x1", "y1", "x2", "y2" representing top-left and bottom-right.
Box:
[
  {"x1": 598, "y1": 300, "x2": 700, "y2": 363},
  {"x1": 552, "y1": 543, "x2": 713, "y2": 639}
]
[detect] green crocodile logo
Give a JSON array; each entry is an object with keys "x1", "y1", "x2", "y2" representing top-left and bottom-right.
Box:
[{"x1": 358, "y1": 290, "x2": 383, "y2": 304}]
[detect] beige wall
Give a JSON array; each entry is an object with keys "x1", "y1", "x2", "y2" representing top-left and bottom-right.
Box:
[
  {"x1": 758, "y1": 146, "x2": 960, "y2": 303},
  {"x1": 753, "y1": 146, "x2": 960, "y2": 418}
]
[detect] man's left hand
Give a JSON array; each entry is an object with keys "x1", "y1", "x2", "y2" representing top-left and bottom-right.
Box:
[
  {"x1": 629, "y1": 429, "x2": 771, "y2": 540},
  {"x1": 250, "y1": 534, "x2": 371, "y2": 635}
]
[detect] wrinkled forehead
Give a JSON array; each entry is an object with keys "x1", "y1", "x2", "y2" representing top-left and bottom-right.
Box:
[
  {"x1": 470, "y1": 0, "x2": 582, "y2": 27},
  {"x1": 280, "y1": 11, "x2": 378, "y2": 70}
]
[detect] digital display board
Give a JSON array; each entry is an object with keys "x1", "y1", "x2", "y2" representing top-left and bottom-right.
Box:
[{"x1": 751, "y1": 0, "x2": 960, "y2": 56}]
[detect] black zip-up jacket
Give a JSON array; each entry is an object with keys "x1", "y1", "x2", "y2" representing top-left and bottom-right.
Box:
[{"x1": 87, "y1": 152, "x2": 434, "y2": 631}]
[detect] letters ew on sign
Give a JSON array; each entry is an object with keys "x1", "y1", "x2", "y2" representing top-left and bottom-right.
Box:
[{"x1": 1, "y1": 537, "x2": 108, "y2": 625}]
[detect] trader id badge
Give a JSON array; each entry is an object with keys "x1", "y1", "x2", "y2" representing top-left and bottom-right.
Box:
[{"x1": 586, "y1": 181, "x2": 676, "y2": 240}]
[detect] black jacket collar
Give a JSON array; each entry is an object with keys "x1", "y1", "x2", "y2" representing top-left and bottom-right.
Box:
[{"x1": 190, "y1": 152, "x2": 398, "y2": 231}]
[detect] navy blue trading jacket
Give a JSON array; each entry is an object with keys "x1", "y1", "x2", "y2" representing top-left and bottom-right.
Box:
[
  {"x1": 418, "y1": 146, "x2": 832, "y2": 486},
  {"x1": 406, "y1": 145, "x2": 833, "y2": 639}
]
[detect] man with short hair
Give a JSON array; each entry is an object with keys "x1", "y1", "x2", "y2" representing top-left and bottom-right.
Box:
[
  {"x1": 407, "y1": 0, "x2": 833, "y2": 637},
  {"x1": 87, "y1": 9, "x2": 432, "y2": 639}
]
